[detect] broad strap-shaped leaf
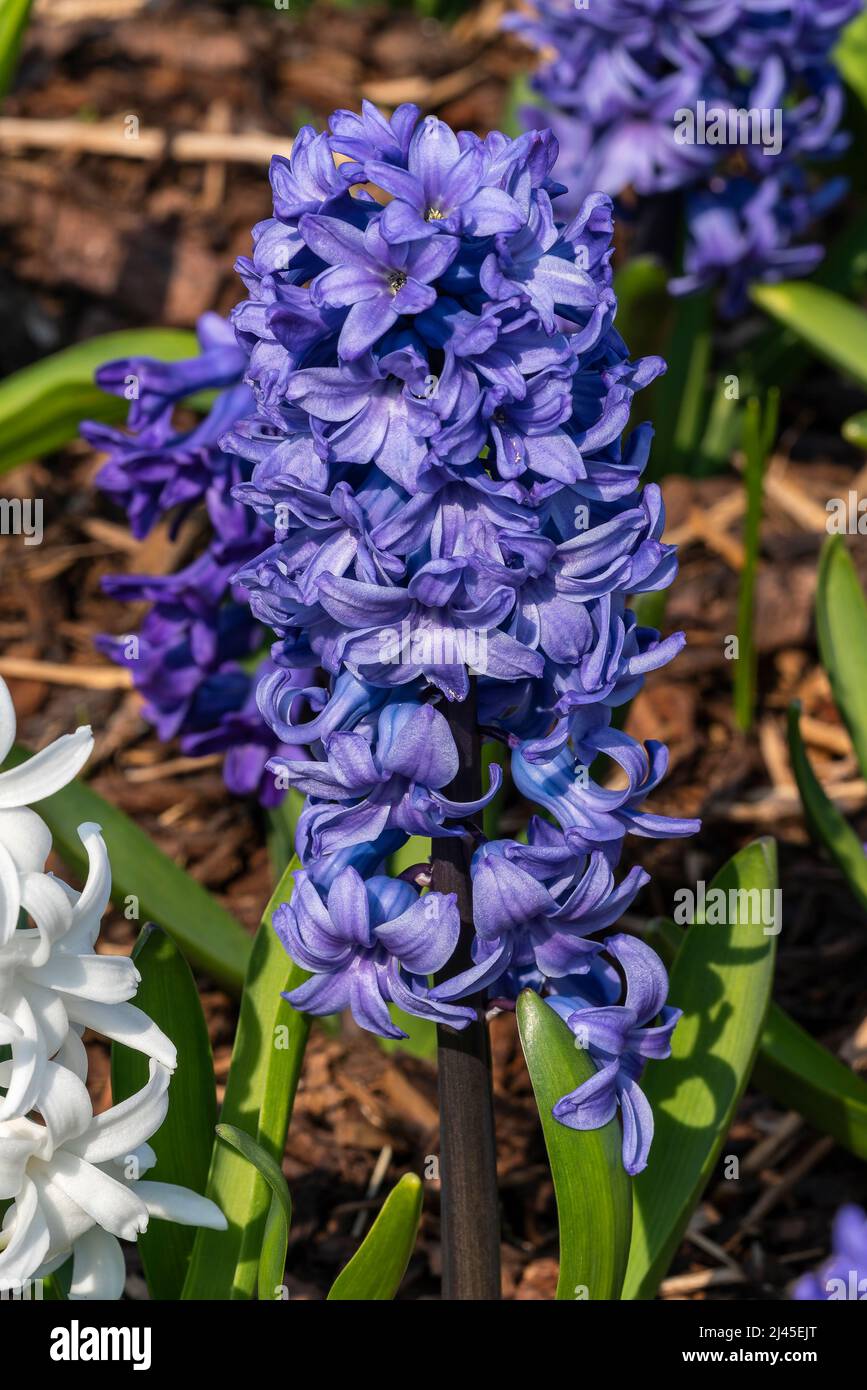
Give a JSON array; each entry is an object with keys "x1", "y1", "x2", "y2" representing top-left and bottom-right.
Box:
[
  {"x1": 215, "y1": 1124, "x2": 293, "y2": 1302},
  {"x1": 750, "y1": 282, "x2": 867, "y2": 393},
  {"x1": 327, "y1": 1174, "x2": 423, "y2": 1301},
  {"x1": 816, "y1": 536, "x2": 867, "y2": 781},
  {"x1": 0, "y1": 329, "x2": 198, "y2": 473},
  {"x1": 753, "y1": 1005, "x2": 867, "y2": 1163},
  {"x1": 517, "y1": 989, "x2": 632, "y2": 1301},
  {"x1": 182, "y1": 858, "x2": 311, "y2": 1300},
  {"x1": 111, "y1": 925, "x2": 216, "y2": 1300},
  {"x1": 623, "y1": 839, "x2": 777, "y2": 1299},
  {"x1": 649, "y1": 917, "x2": 867, "y2": 1163},
  {"x1": 787, "y1": 702, "x2": 867, "y2": 914},
  {"x1": 835, "y1": 8, "x2": 867, "y2": 110},
  {"x1": 3, "y1": 744, "x2": 251, "y2": 992},
  {"x1": 0, "y1": 0, "x2": 32, "y2": 101}
]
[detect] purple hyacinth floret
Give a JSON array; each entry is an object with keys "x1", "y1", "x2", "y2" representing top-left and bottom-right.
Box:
[
  {"x1": 276, "y1": 866, "x2": 475, "y2": 1038},
  {"x1": 223, "y1": 103, "x2": 699, "y2": 1173},
  {"x1": 791, "y1": 1205, "x2": 867, "y2": 1300},
  {"x1": 547, "y1": 933, "x2": 681, "y2": 1175},
  {"x1": 510, "y1": 0, "x2": 862, "y2": 314},
  {"x1": 84, "y1": 314, "x2": 301, "y2": 802}
]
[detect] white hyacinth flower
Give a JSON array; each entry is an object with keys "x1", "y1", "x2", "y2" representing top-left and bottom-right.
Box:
[
  {"x1": 0, "y1": 678, "x2": 175, "y2": 1119},
  {"x1": 0, "y1": 674, "x2": 226, "y2": 1298},
  {"x1": 0, "y1": 677, "x2": 93, "y2": 833},
  {"x1": 0, "y1": 1057, "x2": 226, "y2": 1299}
]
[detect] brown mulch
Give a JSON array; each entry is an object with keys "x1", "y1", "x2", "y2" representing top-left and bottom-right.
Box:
[{"x1": 1, "y1": 0, "x2": 866, "y2": 1301}]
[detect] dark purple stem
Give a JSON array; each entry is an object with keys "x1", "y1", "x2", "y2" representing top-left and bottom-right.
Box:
[{"x1": 432, "y1": 683, "x2": 501, "y2": 1300}]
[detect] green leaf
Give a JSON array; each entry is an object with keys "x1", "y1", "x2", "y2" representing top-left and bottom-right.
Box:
[
  {"x1": 753, "y1": 1006, "x2": 867, "y2": 1162},
  {"x1": 648, "y1": 289, "x2": 713, "y2": 479},
  {"x1": 815, "y1": 535, "x2": 867, "y2": 781},
  {"x1": 215, "y1": 1124, "x2": 293, "y2": 1302},
  {"x1": 835, "y1": 9, "x2": 867, "y2": 110},
  {"x1": 517, "y1": 989, "x2": 632, "y2": 1300},
  {"x1": 750, "y1": 282, "x2": 867, "y2": 393},
  {"x1": 649, "y1": 917, "x2": 867, "y2": 1164},
  {"x1": 0, "y1": 329, "x2": 197, "y2": 473},
  {"x1": 265, "y1": 792, "x2": 304, "y2": 881},
  {"x1": 2, "y1": 743, "x2": 250, "y2": 992},
  {"x1": 379, "y1": 1006, "x2": 437, "y2": 1060},
  {"x1": 111, "y1": 926, "x2": 216, "y2": 1299},
  {"x1": 182, "y1": 858, "x2": 311, "y2": 1300},
  {"x1": 0, "y1": 0, "x2": 32, "y2": 101},
  {"x1": 842, "y1": 410, "x2": 867, "y2": 450},
  {"x1": 734, "y1": 391, "x2": 779, "y2": 733},
  {"x1": 612, "y1": 256, "x2": 669, "y2": 360},
  {"x1": 787, "y1": 703, "x2": 867, "y2": 914},
  {"x1": 327, "y1": 1174, "x2": 423, "y2": 1301},
  {"x1": 623, "y1": 839, "x2": 777, "y2": 1299}
]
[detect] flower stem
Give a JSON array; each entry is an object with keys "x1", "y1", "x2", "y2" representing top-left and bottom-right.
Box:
[{"x1": 432, "y1": 684, "x2": 501, "y2": 1300}]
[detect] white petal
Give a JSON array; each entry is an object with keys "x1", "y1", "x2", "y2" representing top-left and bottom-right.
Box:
[
  {"x1": 63, "y1": 998, "x2": 177, "y2": 1071},
  {"x1": 67, "y1": 1059, "x2": 171, "y2": 1165},
  {"x1": 0, "y1": 727, "x2": 93, "y2": 809},
  {"x1": 42, "y1": 1151, "x2": 149, "y2": 1242},
  {"x1": 0, "y1": 995, "x2": 47, "y2": 1123},
  {"x1": 0, "y1": 1119, "x2": 41, "y2": 1199},
  {"x1": 71, "y1": 823, "x2": 111, "y2": 930},
  {"x1": 132, "y1": 1181, "x2": 227, "y2": 1231},
  {"x1": 0, "y1": 807, "x2": 53, "y2": 873},
  {"x1": 16, "y1": 978, "x2": 69, "y2": 1057},
  {"x1": 0, "y1": 1011, "x2": 23, "y2": 1045},
  {"x1": 68, "y1": 1225, "x2": 126, "y2": 1300},
  {"x1": 0, "y1": 1177, "x2": 51, "y2": 1289},
  {"x1": 53, "y1": 1027, "x2": 89, "y2": 1083},
  {"x1": 0, "y1": 841, "x2": 20, "y2": 948},
  {"x1": 20, "y1": 872, "x2": 73, "y2": 965},
  {"x1": 43, "y1": 953, "x2": 139, "y2": 1004},
  {"x1": 0, "y1": 677, "x2": 17, "y2": 765},
  {"x1": 34, "y1": 1063, "x2": 93, "y2": 1150}
]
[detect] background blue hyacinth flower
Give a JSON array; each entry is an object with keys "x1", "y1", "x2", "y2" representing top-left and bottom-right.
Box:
[
  {"x1": 509, "y1": 0, "x2": 862, "y2": 314},
  {"x1": 84, "y1": 315, "x2": 301, "y2": 804},
  {"x1": 791, "y1": 1204, "x2": 867, "y2": 1300}
]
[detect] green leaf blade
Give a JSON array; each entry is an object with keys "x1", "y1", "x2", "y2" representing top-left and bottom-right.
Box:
[
  {"x1": 815, "y1": 535, "x2": 867, "y2": 782},
  {"x1": 753, "y1": 1006, "x2": 867, "y2": 1162},
  {"x1": 111, "y1": 926, "x2": 216, "y2": 1300},
  {"x1": 0, "y1": 329, "x2": 198, "y2": 472},
  {"x1": 835, "y1": 9, "x2": 867, "y2": 110},
  {"x1": 517, "y1": 989, "x2": 632, "y2": 1301},
  {"x1": 750, "y1": 282, "x2": 867, "y2": 393},
  {"x1": 624, "y1": 839, "x2": 778, "y2": 1299},
  {"x1": 182, "y1": 858, "x2": 311, "y2": 1300},
  {"x1": 787, "y1": 702, "x2": 867, "y2": 914},
  {"x1": 649, "y1": 917, "x2": 867, "y2": 1167},
  {"x1": 0, "y1": 0, "x2": 32, "y2": 101},
  {"x1": 215, "y1": 1124, "x2": 293, "y2": 1302},
  {"x1": 327, "y1": 1174, "x2": 423, "y2": 1301}
]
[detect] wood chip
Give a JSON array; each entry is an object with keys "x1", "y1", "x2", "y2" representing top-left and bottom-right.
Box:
[
  {"x1": 0, "y1": 656, "x2": 132, "y2": 689},
  {"x1": 660, "y1": 1267, "x2": 746, "y2": 1296}
]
